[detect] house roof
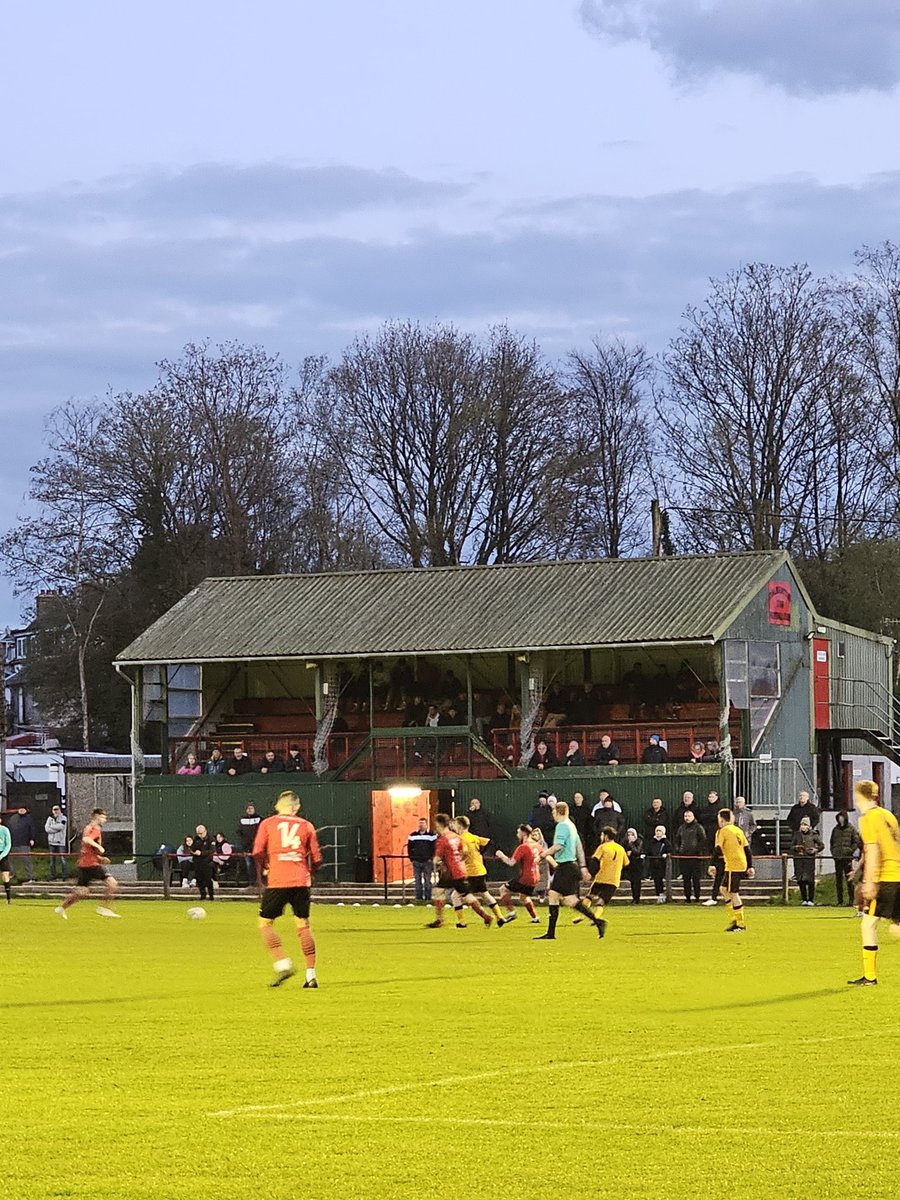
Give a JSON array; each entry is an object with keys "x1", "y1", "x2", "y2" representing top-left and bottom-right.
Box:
[{"x1": 115, "y1": 551, "x2": 798, "y2": 665}]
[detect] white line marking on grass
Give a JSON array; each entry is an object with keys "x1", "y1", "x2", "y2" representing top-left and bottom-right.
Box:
[
  {"x1": 231, "y1": 1111, "x2": 900, "y2": 1142},
  {"x1": 208, "y1": 1030, "x2": 879, "y2": 1118}
]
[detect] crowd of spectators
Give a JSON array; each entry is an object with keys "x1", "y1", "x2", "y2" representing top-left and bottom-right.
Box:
[{"x1": 176, "y1": 744, "x2": 310, "y2": 776}]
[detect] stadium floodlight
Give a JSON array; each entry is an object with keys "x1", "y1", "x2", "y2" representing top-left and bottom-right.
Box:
[{"x1": 387, "y1": 783, "x2": 422, "y2": 801}]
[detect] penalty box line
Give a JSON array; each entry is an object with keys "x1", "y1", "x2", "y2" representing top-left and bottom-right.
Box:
[{"x1": 208, "y1": 1030, "x2": 876, "y2": 1119}]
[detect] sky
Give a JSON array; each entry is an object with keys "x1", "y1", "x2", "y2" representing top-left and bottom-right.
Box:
[{"x1": 2, "y1": 0, "x2": 900, "y2": 627}]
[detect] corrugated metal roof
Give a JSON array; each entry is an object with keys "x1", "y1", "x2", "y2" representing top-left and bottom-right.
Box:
[{"x1": 116, "y1": 552, "x2": 792, "y2": 664}]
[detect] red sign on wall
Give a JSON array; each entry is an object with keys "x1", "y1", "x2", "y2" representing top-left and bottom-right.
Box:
[{"x1": 768, "y1": 581, "x2": 791, "y2": 627}]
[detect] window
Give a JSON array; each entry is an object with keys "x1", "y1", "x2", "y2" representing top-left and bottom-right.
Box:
[
  {"x1": 724, "y1": 641, "x2": 781, "y2": 750},
  {"x1": 142, "y1": 664, "x2": 202, "y2": 737}
]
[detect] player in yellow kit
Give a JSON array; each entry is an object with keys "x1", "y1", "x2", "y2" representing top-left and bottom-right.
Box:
[
  {"x1": 455, "y1": 814, "x2": 505, "y2": 928},
  {"x1": 849, "y1": 779, "x2": 900, "y2": 986},
  {"x1": 580, "y1": 826, "x2": 629, "y2": 939},
  {"x1": 710, "y1": 809, "x2": 754, "y2": 933}
]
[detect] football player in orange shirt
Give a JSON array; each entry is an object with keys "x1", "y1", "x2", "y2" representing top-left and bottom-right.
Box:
[{"x1": 252, "y1": 791, "x2": 323, "y2": 988}]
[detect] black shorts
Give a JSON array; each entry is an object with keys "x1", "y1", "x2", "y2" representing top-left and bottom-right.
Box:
[
  {"x1": 465, "y1": 876, "x2": 489, "y2": 895},
  {"x1": 437, "y1": 874, "x2": 467, "y2": 894},
  {"x1": 260, "y1": 886, "x2": 311, "y2": 921},
  {"x1": 589, "y1": 882, "x2": 617, "y2": 906},
  {"x1": 0, "y1": 854, "x2": 9, "y2": 873},
  {"x1": 872, "y1": 881, "x2": 900, "y2": 922},
  {"x1": 505, "y1": 879, "x2": 535, "y2": 897},
  {"x1": 77, "y1": 866, "x2": 108, "y2": 888},
  {"x1": 724, "y1": 871, "x2": 746, "y2": 895},
  {"x1": 550, "y1": 861, "x2": 581, "y2": 898}
]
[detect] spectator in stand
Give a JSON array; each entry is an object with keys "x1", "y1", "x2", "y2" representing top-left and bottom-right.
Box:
[
  {"x1": 192, "y1": 824, "x2": 215, "y2": 901},
  {"x1": 641, "y1": 734, "x2": 668, "y2": 764},
  {"x1": 176, "y1": 835, "x2": 195, "y2": 886},
  {"x1": 830, "y1": 809, "x2": 862, "y2": 907},
  {"x1": 285, "y1": 746, "x2": 307, "y2": 772},
  {"x1": 591, "y1": 789, "x2": 622, "y2": 818},
  {"x1": 649, "y1": 666, "x2": 675, "y2": 716},
  {"x1": 543, "y1": 682, "x2": 569, "y2": 727},
  {"x1": 571, "y1": 682, "x2": 598, "y2": 726},
  {"x1": 530, "y1": 739, "x2": 557, "y2": 770},
  {"x1": 407, "y1": 817, "x2": 437, "y2": 901},
  {"x1": 674, "y1": 791, "x2": 698, "y2": 827},
  {"x1": 787, "y1": 791, "x2": 821, "y2": 833},
  {"x1": 733, "y1": 796, "x2": 757, "y2": 846},
  {"x1": 424, "y1": 704, "x2": 442, "y2": 729},
  {"x1": 594, "y1": 734, "x2": 620, "y2": 766},
  {"x1": 204, "y1": 747, "x2": 226, "y2": 775},
  {"x1": 386, "y1": 657, "x2": 414, "y2": 711},
  {"x1": 674, "y1": 811, "x2": 707, "y2": 903},
  {"x1": 8, "y1": 809, "x2": 35, "y2": 884},
  {"x1": 643, "y1": 797, "x2": 669, "y2": 842},
  {"x1": 177, "y1": 753, "x2": 202, "y2": 776},
  {"x1": 465, "y1": 798, "x2": 490, "y2": 841},
  {"x1": 646, "y1": 825, "x2": 670, "y2": 902},
  {"x1": 563, "y1": 739, "x2": 584, "y2": 767},
  {"x1": 404, "y1": 694, "x2": 427, "y2": 727},
  {"x1": 697, "y1": 790, "x2": 722, "y2": 845},
  {"x1": 674, "y1": 662, "x2": 698, "y2": 702},
  {"x1": 570, "y1": 792, "x2": 592, "y2": 850},
  {"x1": 236, "y1": 803, "x2": 263, "y2": 887},
  {"x1": 530, "y1": 791, "x2": 557, "y2": 847},
  {"x1": 594, "y1": 797, "x2": 626, "y2": 846},
  {"x1": 258, "y1": 749, "x2": 286, "y2": 775},
  {"x1": 45, "y1": 804, "x2": 69, "y2": 882},
  {"x1": 213, "y1": 833, "x2": 234, "y2": 882},
  {"x1": 226, "y1": 746, "x2": 253, "y2": 776},
  {"x1": 687, "y1": 741, "x2": 706, "y2": 766},
  {"x1": 621, "y1": 662, "x2": 648, "y2": 719},
  {"x1": 472, "y1": 691, "x2": 494, "y2": 739},
  {"x1": 702, "y1": 740, "x2": 722, "y2": 763},
  {"x1": 623, "y1": 828, "x2": 644, "y2": 903},
  {"x1": 793, "y1": 816, "x2": 824, "y2": 906}
]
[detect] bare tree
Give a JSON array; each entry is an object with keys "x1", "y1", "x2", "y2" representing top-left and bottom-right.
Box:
[
  {"x1": 656, "y1": 262, "x2": 865, "y2": 554},
  {"x1": 0, "y1": 403, "x2": 120, "y2": 748},
  {"x1": 563, "y1": 337, "x2": 654, "y2": 558},
  {"x1": 316, "y1": 321, "x2": 579, "y2": 568}
]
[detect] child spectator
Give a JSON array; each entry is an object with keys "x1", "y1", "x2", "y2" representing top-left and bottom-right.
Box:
[{"x1": 646, "y1": 825, "x2": 670, "y2": 902}]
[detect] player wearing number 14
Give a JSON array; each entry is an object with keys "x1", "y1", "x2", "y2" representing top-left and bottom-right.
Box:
[{"x1": 252, "y1": 791, "x2": 323, "y2": 988}]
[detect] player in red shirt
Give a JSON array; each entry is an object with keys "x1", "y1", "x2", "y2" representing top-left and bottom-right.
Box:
[
  {"x1": 495, "y1": 824, "x2": 541, "y2": 924},
  {"x1": 425, "y1": 813, "x2": 491, "y2": 929},
  {"x1": 55, "y1": 809, "x2": 120, "y2": 919},
  {"x1": 253, "y1": 790, "x2": 323, "y2": 988}
]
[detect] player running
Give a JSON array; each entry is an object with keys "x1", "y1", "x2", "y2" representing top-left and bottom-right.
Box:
[
  {"x1": 426, "y1": 814, "x2": 491, "y2": 929},
  {"x1": 55, "y1": 809, "x2": 120, "y2": 919},
  {"x1": 849, "y1": 779, "x2": 900, "y2": 986},
  {"x1": 0, "y1": 813, "x2": 11, "y2": 904},
  {"x1": 534, "y1": 801, "x2": 604, "y2": 940},
  {"x1": 575, "y1": 826, "x2": 629, "y2": 938},
  {"x1": 253, "y1": 790, "x2": 323, "y2": 988},
  {"x1": 495, "y1": 824, "x2": 541, "y2": 924},
  {"x1": 455, "y1": 814, "x2": 505, "y2": 927},
  {"x1": 710, "y1": 808, "x2": 754, "y2": 933}
]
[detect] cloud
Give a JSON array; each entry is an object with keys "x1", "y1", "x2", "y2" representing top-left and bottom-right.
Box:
[{"x1": 580, "y1": 0, "x2": 900, "y2": 95}]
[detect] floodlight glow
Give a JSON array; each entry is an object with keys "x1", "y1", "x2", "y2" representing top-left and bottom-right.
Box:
[{"x1": 387, "y1": 784, "x2": 423, "y2": 801}]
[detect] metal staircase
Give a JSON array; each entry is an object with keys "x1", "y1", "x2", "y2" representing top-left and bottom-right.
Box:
[{"x1": 825, "y1": 678, "x2": 900, "y2": 767}]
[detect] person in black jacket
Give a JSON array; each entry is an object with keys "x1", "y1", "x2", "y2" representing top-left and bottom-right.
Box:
[
  {"x1": 643, "y1": 797, "x2": 669, "y2": 843},
  {"x1": 236, "y1": 803, "x2": 263, "y2": 886},
  {"x1": 258, "y1": 750, "x2": 286, "y2": 775},
  {"x1": 594, "y1": 734, "x2": 620, "y2": 766},
  {"x1": 674, "y1": 810, "x2": 707, "y2": 902},
  {"x1": 697, "y1": 791, "x2": 724, "y2": 904},
  {"x1": 830, "y1": 810, "x2": 862, "y2": 906},
  {"x1": 466, "y1": 798, "x2": 492, "y2": 841},
  {"x1": 226, "y1": 746, "x2": 253, "y2": 776},
  {"x1": 529, "y1": 792, "x2": 556, "y2": 846},
  {"x1": 570, "y1": 791, "x2": 592, "y2": 850},
  {"x1": 406, "y1": 818, "x2": 437, "y2": 901},
  {"x1": 285, "y1": 746, "x2": 307, "y2": 772},
  {"x1": 786, "y1": 791, "x2": 821, "y2": 832},
  {"x1": 622, "y1": 828, "x2": 644, "y2": 903},
  {"x1": 646, "y1": 826, "x2": 670, "y2": 901},
  {"x1": 563, "y1": 739, "x2": 585, "y2": 767},
  {"x1": 192, "y1": 824, "x2": 216, "y2": 901},
  {"x1": 593, "y1": 798, "x2": 625, "y2": 846},
  {"x1": 641, "y1": 734, "x2": 668, "y2": 764}
]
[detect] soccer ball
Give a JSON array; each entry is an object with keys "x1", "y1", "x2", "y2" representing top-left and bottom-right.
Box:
[{"x1": 186, "y1": 906, "x2": 207, "y2": 920}]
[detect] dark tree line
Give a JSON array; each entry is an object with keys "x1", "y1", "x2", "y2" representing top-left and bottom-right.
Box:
[{"x1": 6, "y1": 243, "x2": 900, "y2": 747}]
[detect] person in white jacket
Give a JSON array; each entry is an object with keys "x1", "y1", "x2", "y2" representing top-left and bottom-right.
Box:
[{"x1": 45, "y1": 806, "x2": 69, "y2": 881}]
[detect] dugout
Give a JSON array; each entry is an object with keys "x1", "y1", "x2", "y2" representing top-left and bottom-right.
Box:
[{"x1": 116, "y1": 552, "x2": 895, "y2": 880}]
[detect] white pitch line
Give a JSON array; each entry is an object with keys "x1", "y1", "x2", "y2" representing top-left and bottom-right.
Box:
[
  {"x1": 232, "y1": 1111, "x2": 900, "y2": 1142},
  {"x1": 208, "y1": 1030, "x2": 879, "y2": 1119}
]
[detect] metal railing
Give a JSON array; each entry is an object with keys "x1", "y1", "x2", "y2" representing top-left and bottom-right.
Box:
[
  {"x1": 731, "y1": 757, "x2": 818, "y2": 853},
  {"x1": 830, "y1": 677, "x2": 900, "y2": 741}
]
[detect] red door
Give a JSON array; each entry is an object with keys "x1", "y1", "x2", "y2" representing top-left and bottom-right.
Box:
[
  {"x1": 372, "y1": 788, "x2": 435, "y2": 884},
  {"x1": 813, "y1": 638, "x2": 830, "y2": 729}
]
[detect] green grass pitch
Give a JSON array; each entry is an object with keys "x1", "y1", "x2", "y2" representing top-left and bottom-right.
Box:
[{"x1": 4, "y1": 899, "x2": 898, "y2": 1200}]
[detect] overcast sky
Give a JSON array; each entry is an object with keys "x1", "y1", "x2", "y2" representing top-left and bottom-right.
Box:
[{"x1": 2, "y1": 0, "x2": 900, "y2": 627}]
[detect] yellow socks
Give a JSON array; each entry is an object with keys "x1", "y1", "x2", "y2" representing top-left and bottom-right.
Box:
[{"x1": 863, "y1": 946, "x2": 878, "y2": 982}]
